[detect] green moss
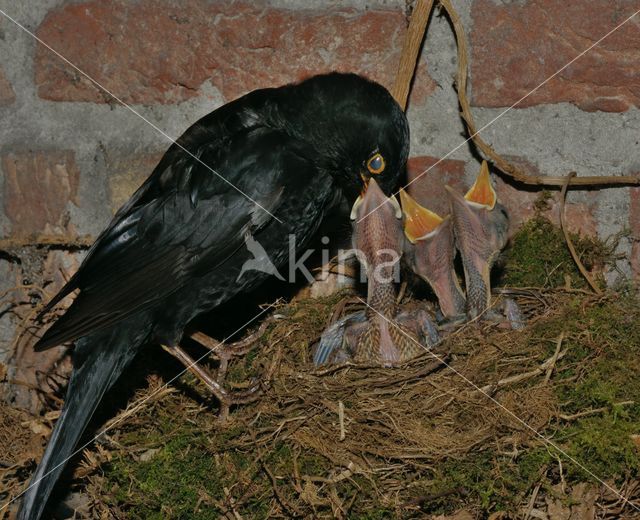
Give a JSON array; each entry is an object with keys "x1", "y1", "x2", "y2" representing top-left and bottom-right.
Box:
[
  {"x1": 549, "y1": 295, "x2": 640, "y2": 480},
  {"x1": 105, "y1": 435, "x2": 222, "y2": 518},
  {"x1": 500, "y1": 216, "x2": 610, "y2": 289}
]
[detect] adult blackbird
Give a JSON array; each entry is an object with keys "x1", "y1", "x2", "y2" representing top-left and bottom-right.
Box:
[{"x1": 18, "y1": 72, "x2": 409, "y2": 519}]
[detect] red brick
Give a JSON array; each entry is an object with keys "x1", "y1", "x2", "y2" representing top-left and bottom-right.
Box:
[
  {"x1": 630, "y1": 187, "x2": 640, "y2": 277},
  {"x1": 471, "y1": 0, "x2": 640, "y2": 112},
  {"x1": 0, "y1": 67, "x2": 15, "y2": 105},
  {"x1": 405, "y1": 156, "x2": 467, "y2": 217},
  {"x1": 35, "y1": 1, "x2": 412, "y2": 104},
  {"x1": 493, "y1": 157, "x2": 598, "y2": 237},
  {"x1": 2, "y1": 151, "x2": 80, "y2": 234}
]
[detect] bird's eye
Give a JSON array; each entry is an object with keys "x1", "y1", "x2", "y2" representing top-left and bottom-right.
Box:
[{"x1": 366, "y1": 153, "x2": 385, "y2": 175}]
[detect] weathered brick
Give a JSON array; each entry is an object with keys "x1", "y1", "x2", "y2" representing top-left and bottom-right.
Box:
[
  {"x1": 409, "y1": 57, "x2": 438, "y2": 107},
  {"x1": 495, "y1": 177, "x2": 598, "y2": 237},
  {"x1": 106, "y1": 153, "x2": 163, "y2": 213},
  {"x1": 471, "y1": 0, "x2": 640, "y2": 112},
  {"x1": 406, "y1": 155, "x2": 467, "y2": 217},
  {"x1": 0, "y1": 67, "x2": 15, "y2": 105},
  {"x1": 35, "y1": 1, "x2": 412, "y2": 104},
  {"x1": 492, "y1": 157, "x2": 598, "y2": 237},
  {"x1": 2, "y1": 151, "x2": 80, "y2": 234},
  {"x1": 630, "y1": 187, "x2": 640, "y2": 277}
]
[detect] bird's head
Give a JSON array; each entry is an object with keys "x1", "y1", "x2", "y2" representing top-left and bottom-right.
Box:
[
  {"x1": 284, "y1": 73, "x2": 409, "y2": 201},
  {"x1": 445, "y1": 161, "x2": 509, "y2": 257},
  {"x1": 350, "y1": 177, "x2": 403, "y2": 275}
]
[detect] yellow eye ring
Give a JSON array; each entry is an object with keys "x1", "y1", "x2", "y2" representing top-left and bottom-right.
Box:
[{"x1": 367, "y1": 153, "x2": 385, "y2": 175}]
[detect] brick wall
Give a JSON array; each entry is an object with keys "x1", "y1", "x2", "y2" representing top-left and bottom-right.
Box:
[{"x1": 1, "y1": 0, "x2": 639, "y2": 406}]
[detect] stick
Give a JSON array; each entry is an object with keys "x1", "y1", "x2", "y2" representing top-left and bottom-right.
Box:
[
  {"x1": 544, "y1": 331, "x2": 565, "y2": 383},
  {"x1": 558, "y1": 401, "x2": 634, "y2": 421},
  {"x1": 391, "y1": 0, "x2": 435, "y2": 111},
  {"x1": 478, "y1": 349, "x2": 567, "y2": 394},
  {"x1": 559, "y1": 172, "x2": 603, "y2": 294},
  {"x1": 338, "y1": 400, "x2": 346, "y2": 441},
  {"x1": 524, "y1": 480, "x2": 543, "y2": 519}
]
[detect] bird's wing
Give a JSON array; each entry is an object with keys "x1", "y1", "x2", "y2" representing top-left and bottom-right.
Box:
[{"x1": 35, "y1": 124, "x2": 307, "y2": 350}]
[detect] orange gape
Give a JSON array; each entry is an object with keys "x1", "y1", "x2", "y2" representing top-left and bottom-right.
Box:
[
  {"x1": 398, "y1": 188, "x2": 443, "y2": 243},
  {"x1": 465, "y1": 161, "x2": 496, "y2": 209}
]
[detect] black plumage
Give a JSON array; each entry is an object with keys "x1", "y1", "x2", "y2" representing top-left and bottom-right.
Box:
[{"x1": 18, "y1": 72, "x2": 409, "y2": 519}]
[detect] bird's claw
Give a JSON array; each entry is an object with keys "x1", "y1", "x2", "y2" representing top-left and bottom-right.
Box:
[
  {"x1": 163, "y1": 336, "x2": 263, "y2": 421},
  {"x1": 190, "y1": 314, "x2": 279, "y2": 379}
]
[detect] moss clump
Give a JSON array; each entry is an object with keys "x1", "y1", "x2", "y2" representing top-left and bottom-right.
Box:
[
  {"x1": 500, "y1": 216, "x2": 610, "y2": 289},
  {"x1": 550, "y1": 294, "x2": 640, "y2": 480}
]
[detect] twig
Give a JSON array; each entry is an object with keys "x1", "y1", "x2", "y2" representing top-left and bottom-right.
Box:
[
  {"x1": 544, "y1": 331, "x2": 565, "y2": 383},
  {"x1": 391, "y1": 0, "x2": 435, "y2": 110},
  {"x1": 558, "y1": 401, "x2": 634, "y2": 421},
  {"x1": 524, "y1": 480, "x2": 543, "y2": 520},
  {"x1": 439, "y1": 0, "x2": 640, "y2": 187},
  {"x1": 262, "y1": 461, "x2": 304, "y2": 517},
  {"x1": 338, "y1": 400, "x2": 346, "y2": 441},
  {"x1": 515, "y1": 464, "x2": 548, "y2": 511},
  {"x1": 559, "y1": 172, "x2": 603, "y2": 294},
  {"x1": 478, "y1": 349, "x2": 568, "y2": 394}
]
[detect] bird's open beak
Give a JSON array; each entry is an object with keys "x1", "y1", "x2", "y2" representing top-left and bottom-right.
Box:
[
  {"x1": 463, "y1": 160, "x2": 496, "y2": 209},
  {"x1": 398, "y1": 189, "x2": 443, "y2": 244},
  {"x1": 350, "y1": 177, "x2": 401, "y2": 221}
]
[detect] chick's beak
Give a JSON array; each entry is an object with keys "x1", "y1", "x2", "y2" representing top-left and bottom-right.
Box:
[
  {"x1": 464, "y1": 160, "x2": 496, "y2": 209},
  {"x1": 399, "y1": 189, "x2": 443, "y2": 244},
  {"x1": 350, "y1": 177, "x2": 401, "y2": 221}
]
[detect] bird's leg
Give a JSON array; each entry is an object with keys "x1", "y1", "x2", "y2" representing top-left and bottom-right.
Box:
[
  {"x1": 190, "y1": 316, "x2": 278, "y2": 380},
  {"x1": 162, "y1": 344, "x2": 260, "y2": 421}
]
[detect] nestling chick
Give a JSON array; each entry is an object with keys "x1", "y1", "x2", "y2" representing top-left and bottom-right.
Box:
[
  {"x1": 313, "y1": 179, "x2": 438, "y2": 366},
  {"x1": 400, "y1": 189, "x2": 466, "y2": 321},
  {"x1": 447, "y1": 161, "x2": 522, "y2": 328}
]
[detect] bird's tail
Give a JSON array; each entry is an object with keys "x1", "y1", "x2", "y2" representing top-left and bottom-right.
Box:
[{"x1": 17, "y1": 324, "x2": 149, "y2": 520}]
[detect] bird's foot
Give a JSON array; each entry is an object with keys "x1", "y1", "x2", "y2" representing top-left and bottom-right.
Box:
[
  {"x1": 162, "y1": 344, "x2": 261, "y2": 421},
  {"x1": 189, "y1": 315, "x2": 280, "y2": 380}
]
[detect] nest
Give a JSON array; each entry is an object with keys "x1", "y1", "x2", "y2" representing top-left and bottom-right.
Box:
[{"x1": 50, "y1": 287, "x2": 637, "y2": 519}]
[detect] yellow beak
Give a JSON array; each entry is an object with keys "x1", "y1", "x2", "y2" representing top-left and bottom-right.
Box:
[
  {"x1": 399, "y1": 188, "x2": 443, "y2": 244},
  {"x1": 464, "y1": 160, "x2": 497, "y2": 209}
]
